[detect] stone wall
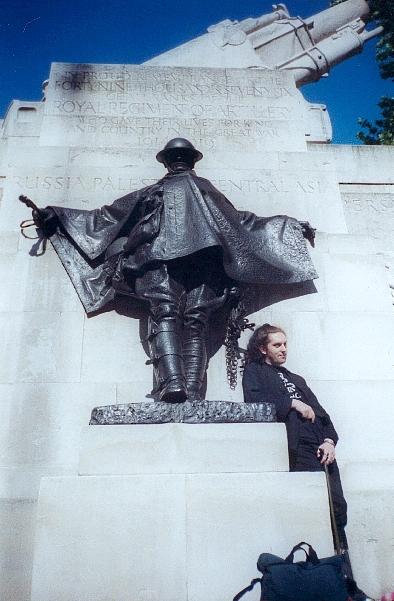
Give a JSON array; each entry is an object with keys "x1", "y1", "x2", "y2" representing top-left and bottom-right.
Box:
[{"x1": 0, "y1": 64, "x2": 393, "y2": 600}]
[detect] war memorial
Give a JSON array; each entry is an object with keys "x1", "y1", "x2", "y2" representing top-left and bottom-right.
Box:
[{"x1": 0, "y1": 0, "x2": 393, "y2": 599}]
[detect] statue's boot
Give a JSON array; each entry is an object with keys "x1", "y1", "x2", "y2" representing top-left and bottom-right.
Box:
[
  {"x1": 183, "y1": 334, "x2": 207, "y2": 401},
  {"x1": 148, "y1": 317, "x2": 187, "y2": 403}
]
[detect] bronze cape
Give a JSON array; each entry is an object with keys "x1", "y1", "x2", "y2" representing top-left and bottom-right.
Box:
[{"x1": 48, "y1": 170, "x2": 318, "y2": 314}]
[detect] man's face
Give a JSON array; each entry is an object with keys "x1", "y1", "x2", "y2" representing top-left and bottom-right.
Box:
[{"x1": 259, "y1": 332, "x2": 287, "y2": 366}]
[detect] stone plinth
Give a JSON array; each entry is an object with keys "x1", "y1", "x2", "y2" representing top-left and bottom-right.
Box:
[
  {"x1": 41, "y1": 64, "x2": 307, "y2": 153},
  {"x1": 89, "y1": 400, "x2": 275, "y2": 425},
  {"x1": 31, "y1": 463, "x2": 333, "y2": 601},
  {"x1": 79, "y1": 423, "x2": 289, "y2": 475},
  {"x1": 342, "y1": 463, "x2": 394, "y2": 599}
]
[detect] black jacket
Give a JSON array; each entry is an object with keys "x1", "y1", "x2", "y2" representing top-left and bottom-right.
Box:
[
  {"x1": 242, "y1": 360, "x2": 338, "y2": 467},
  {"x1": 47, "y1": 170, "x2": 317, "y2": 313}
]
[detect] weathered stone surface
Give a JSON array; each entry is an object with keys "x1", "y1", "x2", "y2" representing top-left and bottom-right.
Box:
[
  {"x1": 341, "y1": 185, "x2": 394, "y2": 252},
  {"x1": 267, "y1": 311, "x2": 394, "y2": 382},
  {"x1": 0, "y1": 49, "x2": 393, "y2": 601},
  {"x1": 0, "y1": 251, "x2": 83, "y2": 312},
  {"x1": 308, "y1": 380, "x2": 394, "y2": 465},
  {"x1": 90, "y1": 400, "x2": 275, "y2": 425},
  {"x1": 41, "y1": 64, "x2": 307, "y2": 152},
  {"x1": 79, "y1": 423, "x2": 288, "y2": 475},
  {"x1": 342, "y1": 463, "x2": 394, "y2": 599},
  {"x1": 0, "y1": 496, "x2": 36, "y2": 601},
  {"x1": 146, "y1": 2, "x2": 379, "y2": 88},
  {"x1": 81, "y1": 312, "x2": 151, "y2": 385},
  {"x1": 0, "y1": 383, "x2": 115, "y2": 469},
  {"x1": 1, "y1": 145, "x2": 348, "y2": 233},
  {"x1": 309, "y1": 143, "x2": 394, "y2": 184},
  {"x1": 30, "y1": 472, "x2": 333, "y2": 601},
  {"x1": 0, "y1": 311, "x2": 84, "y2": 383}
]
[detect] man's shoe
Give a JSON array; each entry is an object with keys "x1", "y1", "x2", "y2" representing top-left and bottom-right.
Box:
[{"x1": 159, "y1": 377, "x2": 187, "y2": 403}]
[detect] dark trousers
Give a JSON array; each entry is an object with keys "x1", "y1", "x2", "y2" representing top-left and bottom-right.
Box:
[
  {"x1": 134, "y1": 248, "x2": 230, "y2": 330},
  {"x1": 291, "y1": 442, "x2": 348, "y2": 549},
  {"x1": 132, "y1": 248, "x2": 231, "y2": 396}
]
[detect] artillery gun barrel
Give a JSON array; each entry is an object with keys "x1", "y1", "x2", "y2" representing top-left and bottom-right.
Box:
[
  {"x1": 239, "y1": 4, "x2": 290, "y2": 35},
  {"x1": 278, "y1": 22, "x2": 383, "y2": 86},
  {"x1": 305, "y1": 0, "x2": 370, "y2": 45}
]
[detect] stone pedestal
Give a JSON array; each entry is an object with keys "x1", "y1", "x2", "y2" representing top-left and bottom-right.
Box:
[
  {"x1": 30, "y1": 424, "x2": 334, "y2": 601},
  {"x1": 1, "y1": 55, "x2": 394, "y2": 601}
]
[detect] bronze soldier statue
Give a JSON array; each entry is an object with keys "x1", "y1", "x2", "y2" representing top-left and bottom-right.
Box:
[{"x1": 21, "y1": 138, "x2": 317, "y2": 403}]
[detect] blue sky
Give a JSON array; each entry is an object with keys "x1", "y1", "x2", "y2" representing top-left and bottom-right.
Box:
[{"x1": 1, "y1": 0, "x2": 391, "y2": 143}]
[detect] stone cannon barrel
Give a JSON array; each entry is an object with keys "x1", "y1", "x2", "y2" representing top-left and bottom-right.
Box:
[
  {"x1": 245, "y1": 0, "x2": 382, "y2": 86},
  {"x1": 304, "y1": 0, "x2": 370, "y2": 45}
]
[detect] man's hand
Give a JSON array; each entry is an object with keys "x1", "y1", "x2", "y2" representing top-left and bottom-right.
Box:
[
  {"x1": 317, "y1": 441, "x2": 336, "y2": 465},
  {"x1": 291, "y1": 399, "x2": 315, "y2": 422},
  {"x1": 299, "y1": 221, "x2": 316, "y2": 247}
]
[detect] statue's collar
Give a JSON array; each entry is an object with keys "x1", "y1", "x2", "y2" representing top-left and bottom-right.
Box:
[{"x1": 164, "y1": 169, "x2": 196, "y2": 179}]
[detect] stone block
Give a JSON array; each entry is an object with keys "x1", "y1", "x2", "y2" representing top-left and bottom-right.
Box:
[
  {"x1": 144, "y1": 29, "x2": 260, "y2": 70},
  {"x1": 0, "y1": 311, "x2": 84, "y2": 383},
  {"x1": 199, "y1": 161, "x2": 346, "y2": 234},
  {"x1": 309, "y1": 380, "x2": 394, "y2": 464},
  {"x1": 0, "y1": 497, "x2": 36, "y2": 601},
  {"x1": 79, "y1": 423, "x2": 289, "y2": 475},
  {"x1": 185, "y1": 472, "x2": 332, "y2": 601},
  {"x1": 30, "y1": 472, "x2": 333, "y2": 601},
  {"x1": 308, "y1": 143, "x2": 394, "y2": 184},
  {"x1": 0, "y1": 466, "x2": 75, "y2": 501},
  {"x1": 268, "y1": 311, "x2": 394, "y2": 381},
  {"x1": 40, "y1": 64, "x2": 307, "y2": 153},
  {"x1": 81, "y1": 311, "x2": 152, "y2": 387},
  {"x1": 315, "y1": 232, "x2": 378, "y2": 255},
  {"x1": 1, "y1": 101, "x2": 43, "y2": 138},
  {"x1": 341, "y1": 184, "x2": 394, "y2": 253},
  {"x1": 320, "y1": 253, "x2": 392, "y2": 312},
  {"x1": 31, "y1": 475, "x2": 189, "y2": 601},
  {"x1": 0, "y1": 231, "x2": 19, "y2": 254},
  {"x1": 0, "y1": 383, "x2": 115, "y2": 470},
  {"x1": 0, "y1": 251, "x2": 83, "y2": 312},
  {"x1": 341, "y1": 463, "x2": 394, "y2": 599}
]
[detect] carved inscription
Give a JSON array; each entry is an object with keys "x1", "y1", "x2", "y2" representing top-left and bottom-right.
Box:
[
  {"x1": 52, "y1": 66, "x2": 296, "y2": 100},
  {"x1": 12, "y1": 174, "x2": 322, "y2": 196},
  {"x1": 343, "y1": 192, "x2": 394, "y2": 251},
  {"x1": 42, "y1": 64, "x2": 304, "y2": 149}
]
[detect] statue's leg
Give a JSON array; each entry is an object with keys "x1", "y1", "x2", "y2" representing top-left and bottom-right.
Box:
[
  {"x1": 183, "y1": 283, "x2": 228, "y2": 400},
  {"x1": 135, "y1": 263, "x2": 187, "y2": 403},
  {"x1": 148, "y1": 310, "x2": 187, "y2": 403},
  {"x1": 182, "y1": 313, "x2": 208, "y2": 401}
]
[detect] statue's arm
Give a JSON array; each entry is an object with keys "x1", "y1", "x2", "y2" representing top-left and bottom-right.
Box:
[
  {"x1": 238, "y1": 210, "x2": 316, "y2": 247},
  {"x1": 19, "y1": 188, "x2": 145, "y2": 258}
]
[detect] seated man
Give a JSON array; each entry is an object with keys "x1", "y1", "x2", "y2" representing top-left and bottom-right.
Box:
[{"x1": 242, "y1": 323, "x2": 348, "y2": 550}]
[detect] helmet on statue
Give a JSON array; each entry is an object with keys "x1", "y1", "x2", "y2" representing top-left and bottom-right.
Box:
[{"x1": 156, "y1": 138, "x2": 203, "y2": 165}]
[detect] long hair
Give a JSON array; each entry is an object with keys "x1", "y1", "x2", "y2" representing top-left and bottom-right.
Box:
[{"x1": 245, "y1": 323, "x2": 286, "y2": 364}]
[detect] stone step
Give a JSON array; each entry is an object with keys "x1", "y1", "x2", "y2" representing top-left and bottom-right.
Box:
[
  {"x1": 79, "y1": 422, "x2": 289, "y2": 475},
  {"x1": 31, "y1": 471, "x2": 333, "y2": 601},
  {"x1": 341, "y1": 462, "x2": 394, "y2": 599}
]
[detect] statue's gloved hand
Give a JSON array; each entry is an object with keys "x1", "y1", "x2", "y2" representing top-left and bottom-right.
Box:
[
  {"x1": 299, "y1": 221, "x2": 316, "y2": 248},
  {"x1": 32, "y1": 207, "x2": 58, "y2": 236},
  {"x1": 228, "y1": 285, "x2": 241, "y2": 306}
]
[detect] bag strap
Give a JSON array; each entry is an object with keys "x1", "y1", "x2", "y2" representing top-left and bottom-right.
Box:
[
  {"x1": 285, "y1": 542, "x2": 319, "y2": 565},
  {"x1": 233, "y1": 578, "x2": 262, "y2": 601}
]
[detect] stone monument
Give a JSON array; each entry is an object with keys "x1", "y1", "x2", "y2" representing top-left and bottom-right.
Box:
[{"x1": 0, "y1": 1, "x2": 393, "y2": 600}]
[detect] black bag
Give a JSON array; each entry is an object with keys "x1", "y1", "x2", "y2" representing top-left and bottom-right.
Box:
[{"x1": 233, "y1": 542, "x2": 349, "y2": 601}]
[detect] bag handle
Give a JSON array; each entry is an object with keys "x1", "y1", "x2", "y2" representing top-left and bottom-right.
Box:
[
  {"x1": 285, "y1": 542, "x2": 319, "y2": 565},
  {"x1": 233, "y1": 578, "x2": 262, "y2": 601}
]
